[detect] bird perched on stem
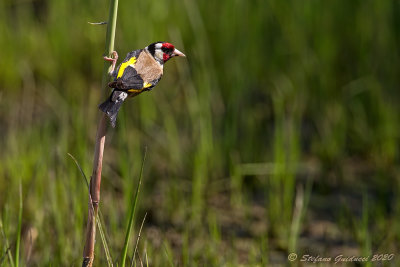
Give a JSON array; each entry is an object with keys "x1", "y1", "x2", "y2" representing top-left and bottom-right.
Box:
[{"x1": 99, "y1": 42, "x2": 186, "y2": 127}]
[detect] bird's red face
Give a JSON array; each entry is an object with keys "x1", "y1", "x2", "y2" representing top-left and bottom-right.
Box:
[
  {"x1": 161, "y1": 42, "x2": 186, "y2": 62},
  {"x1": 161, "y1": 43, "x2": 175, "y2": 62},
  {"x1": 147, "y1": 42, "x2": 186, "y2": 64}
]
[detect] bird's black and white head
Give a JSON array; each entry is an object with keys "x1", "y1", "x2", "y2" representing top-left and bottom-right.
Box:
[{"x1": 146, "y1": 42, "x2": 186, "y2": 65}]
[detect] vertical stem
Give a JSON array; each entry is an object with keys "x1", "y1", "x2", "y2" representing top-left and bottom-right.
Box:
[
  {"x1": 15, "y1": 183, "x2": 22, "y2": 267},
  {"x1": 121, "y1": 149, "x2": 147, "y2": 267},
  {"x1": 82, "y1": 0, "x2": 119, "y2": 266},
  {"x1": 102, "y1": 0, "x2": 120, "y2": 90},
  {"x1": 82, "y1": 114, "x2": 107, "y2": 266}
]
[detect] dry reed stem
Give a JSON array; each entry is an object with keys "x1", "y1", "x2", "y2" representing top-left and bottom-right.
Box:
[{"x1": 82, "y1": 113, "x2": 108, "y2": 266}]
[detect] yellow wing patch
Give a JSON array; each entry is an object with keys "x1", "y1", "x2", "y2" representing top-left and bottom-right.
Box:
[
  {"x1": 127, "y1": 83, "x2": 151, "y2": 94},
  {"x1": 117, "y1": 57, "x2": 137, "y2": 78},
  {"x1": 127, "y1": 89, "x2": 142, "y2": 93}
]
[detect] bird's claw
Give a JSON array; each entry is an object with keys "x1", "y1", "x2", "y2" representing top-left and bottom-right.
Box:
[
  {"x1": 103, "y1": 51, "x2": 118, "y2": 61},
  {"x1": 104, "y1": 51, "x2": 118, "y2": 75}
]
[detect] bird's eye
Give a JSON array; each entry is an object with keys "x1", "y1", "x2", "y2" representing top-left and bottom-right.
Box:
[
  {"x1": 161, "y1": 43, "x2": 175, "y2": 54},
  {"x1": 161, "y1": 47, "x2": 172, "y2": 53}
]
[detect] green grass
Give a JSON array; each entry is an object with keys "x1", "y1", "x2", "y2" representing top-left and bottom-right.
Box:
[
  {"x1": 1, "y1": 0, "x2": 400, "y2": 266},
  {"x1": 121, "y1": 149, "x2": 146, "y2": 267}
]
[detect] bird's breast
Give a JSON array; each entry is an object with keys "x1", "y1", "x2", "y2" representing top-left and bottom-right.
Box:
[{"x1": 135, "y1": 50, "x2": 163, "y2": 82}]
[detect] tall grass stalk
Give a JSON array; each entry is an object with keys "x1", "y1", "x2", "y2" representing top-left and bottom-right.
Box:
[
  {"x1": 121, "y1": 149, "x2": 146, "y2": 267},
  {"x1": 82, "y1": 0, "x2": 119, "y2": 265},
  {"x1": 0, "y1": 213, "x2": 15, "y2": 267},
  {"x1": 288, "y1": 183, "x2": 310, "y2": 253},
  {"x1": 130, "y1": 212, "x2": 147, "y2": 267},
  {"x1": 15, "y1": 183, "x2": 22, "y2": 267},
  {"x1": 68, "y1": 153, "x2": 113, "y2": 266}
]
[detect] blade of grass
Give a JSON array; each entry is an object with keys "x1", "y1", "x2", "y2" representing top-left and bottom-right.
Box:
[
  {"x1": 0, "y1": 216, "x2": 15, "y2": 267},
  {"x1": 68, "y1": 153, "x2": 89, "y2": 187},
  {"x1": 120, "y1": 148, "x2": 147, "y2": 267},
  {"x1": 94, "y1": 197, "x2": 114, "y2": 267},
  {"x1": 0, "y1": 247, "x2": 8, "y2": 265},
  {"x1": 130, "y1": 212, "x2": 147, "y2": 267},
  {"x1": 289, "y1": 178, "x2": 312, "y2": 253},
  {"x1": 15, "y1": 182, "x2": 22, "y2": 267},
  {"x1": 145, "y1": 247, "x2": 148, "y2": 267},
  {"x1": 163, "y1": 242, "x2": 175, "y2": 267},
  {"x1": 68, "y1": 153, "x2": 114, "y2": 266}
]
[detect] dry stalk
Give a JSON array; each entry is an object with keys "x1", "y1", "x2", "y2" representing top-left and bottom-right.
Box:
[
  {"x1": 82, "y1": 114, "x2": 108, "y2": 266},
  {"x1": 81, "y1": 0, "x2": 119, "y2": 265}
]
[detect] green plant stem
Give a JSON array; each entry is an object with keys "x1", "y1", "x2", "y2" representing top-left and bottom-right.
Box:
[
  {"x1": 15, "y1": 183, "x2": 22, "y2": 267},
  {"x1": 101, "y1": 0, "x2": 119, "y2": 90},
  {"x1": 130, "y1": 212, "x2": 147, "y2": 267},
  {"x1": 120, "y1": 149, "x2": 147, "y2": 267},
  {"x1": 0, "y1": 216, "x2": 15, "y2": 267},
  {"x1": 82, "y1": 0, "x2": 119, "y2": 266}
]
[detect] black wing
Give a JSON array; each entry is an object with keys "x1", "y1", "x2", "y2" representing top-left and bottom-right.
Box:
[
  {"x1": 109, "y1": 49, "x2": 144, "y2": 90},
  {"x1": 109, "y1": 67, "x2": 144, "y2": 90},
  {"x1": 111, "y1": 49, "x2": 143, "y2": 78}
]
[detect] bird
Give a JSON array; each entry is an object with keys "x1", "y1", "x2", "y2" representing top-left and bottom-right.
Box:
[{"x1": 99, "y1": 42, "x2": 186, "y2": 127}]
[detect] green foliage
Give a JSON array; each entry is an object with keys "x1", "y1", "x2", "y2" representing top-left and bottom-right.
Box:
[
  {"x1": 1, "y1": 0, "x2": 400, "y2": 266},
  {"x1": 121, "y1": 149, "x2": 145, "y2": 267}
]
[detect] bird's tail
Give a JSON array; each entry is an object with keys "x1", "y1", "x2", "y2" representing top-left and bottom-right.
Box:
[{"x1": 99, "y1": 91, "x2": 127, "y2": 127}]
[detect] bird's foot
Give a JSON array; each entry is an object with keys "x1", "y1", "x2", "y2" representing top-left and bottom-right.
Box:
[
  {"x1": 103, "y1": 51, "x2": 118, "y2": 62},
  {"x1": 104, "y1": 51, "x2": 118, "y2": 75}
]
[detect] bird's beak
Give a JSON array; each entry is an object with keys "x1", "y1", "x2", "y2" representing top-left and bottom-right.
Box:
[{"x1": 172, "y1": 48, "x2": 186, "y2": 57}]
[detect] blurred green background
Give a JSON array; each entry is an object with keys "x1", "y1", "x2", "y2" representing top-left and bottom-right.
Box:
[{"x1": 1, "y1": 0, "x2": 400, "y2": 266}]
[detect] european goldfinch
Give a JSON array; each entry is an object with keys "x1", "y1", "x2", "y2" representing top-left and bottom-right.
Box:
[{"x1": 99, "y1": 42, "x2": 186, "y2": 127}]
